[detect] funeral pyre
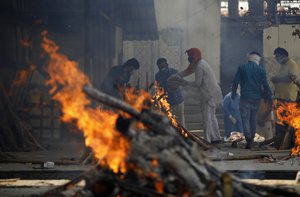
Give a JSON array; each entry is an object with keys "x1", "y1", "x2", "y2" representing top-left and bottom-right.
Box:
[
  {"x1": 274, "y1": 76, "x2": 300, "y2": 155},
  {"x1": 41, "y1": 32, "x2": 298, "y2": 197}
]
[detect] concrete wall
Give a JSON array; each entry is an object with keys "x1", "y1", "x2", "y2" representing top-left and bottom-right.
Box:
[
  {"x1": 185, "y1": 0, "x2": 221, "y2": 81},
  {"x1": 155, "y1": 0, "x2": 221, "y2": 81},
  {"x1": 264, "y1": 25, "x2": 300, "y2": 58},
  {"x1": 124, "y1": 0, "x2": 221, "y2": 89}
]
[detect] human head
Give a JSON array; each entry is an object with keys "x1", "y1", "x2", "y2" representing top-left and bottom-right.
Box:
[
  {"x1": 156, "y1": 58, "x2": 168, "y2": 71},
  {"x1": 273, "y1": 47, "x2": 289, "y2": 64},
  {"x1": 123, "y1": 58, "x2": 140, "y2": 74},
  {"x1": 247, "y1": 51, "x2": 261, "y2": 65},
  {"x1": 186, "y1": 48, "x2": 202, "y2": 64}
]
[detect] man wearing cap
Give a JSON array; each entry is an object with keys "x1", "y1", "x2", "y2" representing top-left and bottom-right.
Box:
[
  {"x1": 232, "y1": 52, "x2": 272, "y2": 149},
  {"x1": 169, "y1": 48, "x2": 223, "y2": 143},
  {"x1": 101, "y1": 58, "x2": 140, "y2": 99},
  {"x1": 155, "y1": 58, "x2": 185, "y2": 126}
]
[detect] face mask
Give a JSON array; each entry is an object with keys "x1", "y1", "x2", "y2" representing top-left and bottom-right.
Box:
[
  {"x1": 188, "y1": 57, "x2": 195, "y2": 64},
  {"x1": 275, "y1": 54, "x2": 287, "y2": 64}
]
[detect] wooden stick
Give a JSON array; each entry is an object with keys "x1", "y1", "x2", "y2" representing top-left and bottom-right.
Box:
[
  {"x1": 22, "y1": 124, "x2": 44, "y2": 150},
  {"x1": 175, "y1": 121, "x2": 214, "y2": 150},
  {"x1": 43, "y1": 174, "x2": 85, "y2": 197},
  {"x1": 210, "y1": 154, "x2": 270, "y2": 161},
  {"x1": 0, "y1": 159, "x2": 78, "y2": 165}
]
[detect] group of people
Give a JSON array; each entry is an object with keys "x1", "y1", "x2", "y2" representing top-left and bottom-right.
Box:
[
  {"x1": 100, "y1": 46, "x2": 299, "y2": 150},
  {"x1": 223, "y1": 47, "x2": 299, "y2": 149}
]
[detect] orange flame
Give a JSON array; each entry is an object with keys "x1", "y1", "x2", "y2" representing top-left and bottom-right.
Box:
[
  {"x1": 9, "y1": 69, "x2": 29, "y2": 97},
  {"x1": 40, "y1": 30, "x2": 129, "y2": 173},
  {"x1": 275, "y1": 99, "x2": 300, "y2": 155},
  {"x1": 124, "y1": 88, "x2": 151, "y2": 113},
  {"x1": 12, "y1": 69, "x2": 28, "y2": 87},
  {"x1": 153, "y1": 82, "x2": 188, "y2": 137}
]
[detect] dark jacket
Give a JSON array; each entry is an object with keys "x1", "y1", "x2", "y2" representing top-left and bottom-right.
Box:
[
  {"x1": 155, "y1": 68, "x2": 183, "y2": 106},
  {"x1": 232, "y1": 61, "x2": 272, "y2": 101},
  {"x1": 100, "y1": 65, "x2": 131, "y2": 99}
]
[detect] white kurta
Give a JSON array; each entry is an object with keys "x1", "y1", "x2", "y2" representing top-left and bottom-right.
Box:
[{"x1": 190, "y1": 60, "x2": 222, "y2": 142}]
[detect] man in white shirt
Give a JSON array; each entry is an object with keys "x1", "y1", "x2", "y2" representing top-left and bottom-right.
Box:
[{"x1": 169, "y1": 48, "x2": 222, "y2": 143}]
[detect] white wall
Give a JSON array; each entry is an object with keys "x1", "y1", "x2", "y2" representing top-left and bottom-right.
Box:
[
  {"x1": 155, "y1": 0, "x2": 221, "y2": 81},
  {"x1": 264, "y1": 25, "x2": 300, "y2": 59}
]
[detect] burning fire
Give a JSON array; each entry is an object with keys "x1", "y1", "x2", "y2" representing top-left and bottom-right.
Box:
[
  {"x1": 124, "y1": 87, "x2": 151, "y2": 113},
  {"x1": 153, "y1": 82, "x2": 188, "y2": 137},
  {"x1": 40, "y1": 30, "x2": 129, "y2": 173},
  {"x1": 275, "y1": 99, "x2": 300, "y2": 155},
  {"x1": 12, "y1": 69, "x2": 28, "y2": 87}
]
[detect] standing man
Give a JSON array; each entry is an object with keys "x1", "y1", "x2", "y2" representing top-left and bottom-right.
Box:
[
  {"x1": 272, "y1": 47, "x2": 299, "y2": 101},
  {"x1": 169, "y1": 48, "x2": 223, "y2": 143},
  {"x1": 271, "y1": 47, "x2": 299, "y2": 148},
  {"x1": 232, "y1": 51, "x2": 272, "y2": 149},
  {"x1": 155, "y1": 58, "x2": 185, "y2": 126},
  {"x1": 100, "y1": 58, "x2": 140, "y2": 99}
]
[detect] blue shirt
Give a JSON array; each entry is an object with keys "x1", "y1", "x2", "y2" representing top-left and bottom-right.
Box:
[
  {"x1": 232, "y1": 61, "x2": 272, "y2": 101},
  {"x1": 223, "y1": 92, "x2": 241, "y2": 118},
  {"x1": 222, "y1": 92, "x2": 243, "y2": 135},
  {"x1": 155, "y1": 68, "x2": 183, "y2": 106}
]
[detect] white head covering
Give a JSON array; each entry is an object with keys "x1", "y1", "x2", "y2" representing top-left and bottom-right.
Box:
[{"x1": 247, "y1": 53, "x2": 261, "y2": 65}]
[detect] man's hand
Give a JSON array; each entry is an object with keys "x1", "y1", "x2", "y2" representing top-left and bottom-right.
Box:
[
  {"x1": 168, "y1": 74, "x2": 181, "y2": 81},
  {"x1": 290, "y1": 74, "x2": 297, "y2": 81},
  {"x1": 181, "y1": 79, "x2": 189, "y2": 86},
  {"x1": 271, "y1": 76, "x2": 280, "y2": 83},
  {"x1": 229, "y1": 115, "x2": 237, "y2": 124}
]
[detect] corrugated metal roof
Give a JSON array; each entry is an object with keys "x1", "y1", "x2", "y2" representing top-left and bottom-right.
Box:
[{"x1": 120, "y1": 0, "x2": 158, "y2": 41}]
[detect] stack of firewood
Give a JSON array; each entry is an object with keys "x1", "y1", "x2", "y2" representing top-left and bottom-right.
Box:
[
  {"x1": 0, "y1": 83, "x2": 42, "y2": 152},
  {"x1": 44, "y1": 86, "x2": 299, "y2": 197}
]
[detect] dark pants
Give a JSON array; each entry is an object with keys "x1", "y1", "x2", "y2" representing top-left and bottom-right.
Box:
[{"x1": 240, "y1": 99, "x2": 260, "y2": 143}]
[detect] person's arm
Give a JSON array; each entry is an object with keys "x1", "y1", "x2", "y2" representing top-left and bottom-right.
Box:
[
  {"x1": 168, "y1": 63, "x2": 197, "y2": 81},
  {"x1": 182, "y1": 66, "x2": 203, "y2": 87},
  {"x1": 271, "y1": 75, "x2": 291, "y2": 83},
  {"x1": 272, "y1": 63, "x2": 298, "y2": 83},
  {"x1": 231, "y1": 67, "x2": 241, "y2": 99},
  {"x1": 223, "y1": 95, "x2": 232, "y2": 118},
  {"x1": 177, "y1": 67, "x2": 195, "y2": 78},
  {"x1": 262, "y1": 70, "x2": 273, "y2": 102}
]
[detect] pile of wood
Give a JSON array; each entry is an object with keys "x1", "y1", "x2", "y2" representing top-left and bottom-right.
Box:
[
  {"x1": 0, "y1": 83, "x2": 42, "y2": 152},
  {"x1": 45, "y1": 86, "x2": 299, "y2": 197}
]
